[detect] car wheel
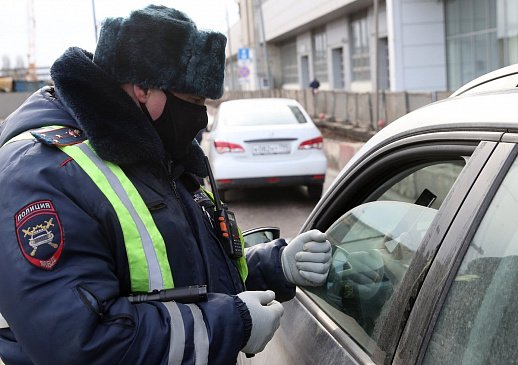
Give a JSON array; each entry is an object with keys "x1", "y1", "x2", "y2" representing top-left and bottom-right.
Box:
[{"x1": 307, "y1": 184, "x2": 323, "y2": 200}]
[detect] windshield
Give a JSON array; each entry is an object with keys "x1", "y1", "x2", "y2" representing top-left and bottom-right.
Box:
[{"x1": 221, "y1": 103, "x2": 307, "y2": 126}]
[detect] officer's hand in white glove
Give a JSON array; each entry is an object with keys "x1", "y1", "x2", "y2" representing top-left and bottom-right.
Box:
[
  {"x1": 237, "y1": 290, "x2": 284, "y2": 354},
  {"x1": 281, "y1": 229, "x2": 332, "y2": 286}
]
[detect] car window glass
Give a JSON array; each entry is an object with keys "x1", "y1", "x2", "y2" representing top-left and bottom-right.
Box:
[
  {"x1": 308, "y1": 201, "x2": 437, "y2": 353},
  {"x1": 377, "y1": 162, "x2": 465, "y2": 209},
  {"x1": 423, "y1": 157, "x2": 518, "y2": 365},
  {"x1": 305, "y1": 160, "x2": 466, "y2": 354},
  {"x1": 288, "y1": 105, "x2": 308, "y2": 124},
  {"x1": 222, "y1": 104, "x2": 307, "y2": 126}
]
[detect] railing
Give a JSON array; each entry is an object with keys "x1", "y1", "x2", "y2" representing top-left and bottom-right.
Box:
[
  {"x1": 2, "y1": 86, "x2": 452, "y2": 136},
  {"x1": 216, "y1": 89, "x2": 453, "y2": 133}
]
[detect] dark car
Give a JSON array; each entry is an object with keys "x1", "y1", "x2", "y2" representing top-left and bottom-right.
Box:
[{"x1": 240, "y1": 64, "x2": 518, "y2": 364}]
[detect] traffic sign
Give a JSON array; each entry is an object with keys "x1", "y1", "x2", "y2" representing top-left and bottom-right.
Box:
[
  {"x1": 238, "y1": 48, "x2": 250, "y2": 61},
  {"x1": 239, "y1": 66, "x2": 250, "y2": 78}
]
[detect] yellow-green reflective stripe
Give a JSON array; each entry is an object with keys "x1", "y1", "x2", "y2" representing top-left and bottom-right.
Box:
[
  {"x1": 3, "y1": 131, "x2": 33, "y2": 145},
  {"x1": 2, "y1": 125, "x2": 70, "y2": 146},
  {"x1": 200, "y1": 187, "x2": 248, "y2": 282},
  {"x1": 236, "y1": 227, "x2": 248, "y2": 282},
  {"x1": 104, "y1": 158, "x2": 174, "y2": 290},
  {"x1": 2, "y1": 129, "x2": 175, "y2": 292},
  {"x1": 61, "y1": 142, "x2": 173, "y2": 291},
  {"x1": 2, "y1": 125, "x2": 74, "y2": 146},
  {"x1": 61, "y1": 143, "x2": 149, "y2": 291}
]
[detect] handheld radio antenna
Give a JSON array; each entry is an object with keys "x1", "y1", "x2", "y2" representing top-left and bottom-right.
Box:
[
  {"x1": 203, "y1": 155, "x2": 243, "y2": 259},
  {"x1": 204, "y1": 156, "x2": 223, "y2": 210}
]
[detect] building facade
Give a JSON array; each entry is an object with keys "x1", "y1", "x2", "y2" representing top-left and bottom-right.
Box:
[{"x1": 225, "y1": 0, "x2": 518, "y2": 92}]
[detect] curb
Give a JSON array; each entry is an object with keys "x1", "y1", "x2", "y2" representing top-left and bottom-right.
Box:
[
  {"x1": 313, "y1": 118, "x2": 370, "y2": 172},
  {"x1": 323, "y1": 138, "x2": 364, "y2": 172}
]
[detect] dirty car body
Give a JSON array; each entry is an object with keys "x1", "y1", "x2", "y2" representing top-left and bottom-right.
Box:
[{"x1": 240, "y1": 64, "x2": 518, "y2": 364}]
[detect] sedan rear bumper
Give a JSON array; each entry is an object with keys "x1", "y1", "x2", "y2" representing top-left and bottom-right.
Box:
[
  {"x1": 210, "y1": 151, "x2": 327, "y2": 179},
  {"x1": 215, "y1": 174, "x2": 325, "y2": 190}
]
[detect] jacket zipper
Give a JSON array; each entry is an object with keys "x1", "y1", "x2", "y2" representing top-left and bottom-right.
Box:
[
  {"x1": 166, "y1": 161, "x2": 181, "y2": 201},
  {"x1": 164, "y1": 160, "x2": 215, "y2": 289},
  {"x1": 164, "y1": 160, "x2": 244, "y2": 293}
]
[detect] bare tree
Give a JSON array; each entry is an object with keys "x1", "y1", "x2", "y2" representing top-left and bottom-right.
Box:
[
  {"x1": 15, "y1": 55, "x2": 25, "y2": 69},
  {"x1": 1, "y1": 55, "x2": 11, "y2": 71},
  {"x1": 1, "y1": 55, "x2": 12, "y2": 78},
  {"x1": 14, "y1": 55, "x2": 26, "y2": 79}
]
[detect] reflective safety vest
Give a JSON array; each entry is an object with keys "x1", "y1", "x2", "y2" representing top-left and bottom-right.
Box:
[
  {"x1": 2, "y1": 126, "x2": 247, "y2": 292},
  {"x1": 4, "y1": 127, "x2": 173, "y2": 292},
  {"x1": 0, "y1": 126, "x2": 250, "y2": 330},
  {"x1": 61, "y1": 141, "x2": 175, "y2": 292}
]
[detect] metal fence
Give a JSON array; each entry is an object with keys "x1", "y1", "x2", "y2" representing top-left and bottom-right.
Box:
[
  {"x1": 218, "y1": 89, "x2": 453, "y2": 132},
  {"x1": 2, "y1": 88, "x2": 453, "y2": 132}
]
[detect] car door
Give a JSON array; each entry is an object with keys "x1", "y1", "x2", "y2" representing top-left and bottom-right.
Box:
[
  {"x1": 396, "y1": 137, "x2": 518, "y2": 364},
  {"x1": 242, "y1": 130, "x2": 503, "y2": 365}
]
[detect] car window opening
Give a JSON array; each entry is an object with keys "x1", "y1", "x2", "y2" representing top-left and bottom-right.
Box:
[{"x1": 303, "y1": 159, "x2": 467, "y2": 357}]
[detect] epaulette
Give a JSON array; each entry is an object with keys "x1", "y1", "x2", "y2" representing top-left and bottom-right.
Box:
[{"x1": 31, "y1": 126, "x2": 86, "y2": 147}]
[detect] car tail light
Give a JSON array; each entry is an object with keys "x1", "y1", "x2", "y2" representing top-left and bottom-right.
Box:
[
  {"x1": 214, "y1": 141, "x2": 245, "y2": 154},
  {"x1": 298, "y1": 136, "x2": 323, "y2": 150}
]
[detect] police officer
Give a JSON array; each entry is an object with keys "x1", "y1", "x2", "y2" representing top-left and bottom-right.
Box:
[{"x1": 0, "y1": 5, "x2": 332, "y2": 364}]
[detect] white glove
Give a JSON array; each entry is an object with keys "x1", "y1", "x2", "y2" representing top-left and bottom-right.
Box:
[
  {"x1": 281, "y1": 229, "x2": 332, "y2": 286},
  {"x1": 237, "y1": 290, "x2": 284, "y2": 354}
]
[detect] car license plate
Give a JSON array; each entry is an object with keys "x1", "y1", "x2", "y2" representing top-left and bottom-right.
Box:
[{"x1": 251, "y1": 143, "x2": 290, "y2": 155}]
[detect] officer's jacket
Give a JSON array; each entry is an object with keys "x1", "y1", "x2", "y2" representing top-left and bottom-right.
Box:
[{"x1": 0, "y1": 47, "x2": 295, "y2": 365}]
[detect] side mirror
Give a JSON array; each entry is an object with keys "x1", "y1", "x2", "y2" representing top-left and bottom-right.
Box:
[{"x1": 242, "y1": 226, "x2": 281, "y2": 248}]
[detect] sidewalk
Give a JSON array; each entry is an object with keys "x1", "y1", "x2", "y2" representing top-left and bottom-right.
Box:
[
  {"x1": 323, "y1": 166, "x2": 339, "y2": 194},
  {"x1": 322, "y1": 138, "x2": 364, "y2": 172}
]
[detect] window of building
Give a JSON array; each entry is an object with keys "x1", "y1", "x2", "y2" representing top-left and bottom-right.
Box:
[
  {"x1": 498, "y1": 0, "x2": 518, "y2": 67},
  {"x1": 446, "y1": 0, "x2": 518, "y2": 90},
  {"x1": 350, "y1": 13, "x2": 370, "y2": 81},
  {"x1": 350, "y1": 13, "x2": 371, "y2": 81},
  {"x1": 332, "y1": 47, "x2": 345, "y2": 89},
  {"x1": 312, "y1": 28, "x2": 328, "y2": 83},
  {"x1": 280, "y1": 39, "x2": 298, "y2": 84}
]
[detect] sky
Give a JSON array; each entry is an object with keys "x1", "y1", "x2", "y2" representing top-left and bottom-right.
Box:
[{"x1": 0, "y1": 0, "x2": 239, "y2": 69}]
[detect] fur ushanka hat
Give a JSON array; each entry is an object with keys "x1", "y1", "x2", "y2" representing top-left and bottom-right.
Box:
[{"x1": 93, "y1": 5, "x2": 227, "y2": 99}]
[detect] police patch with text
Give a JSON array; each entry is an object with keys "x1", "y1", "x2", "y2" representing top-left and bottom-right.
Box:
[{"x1": 15, "y1": 200, "x2": 64, "y2": 270}]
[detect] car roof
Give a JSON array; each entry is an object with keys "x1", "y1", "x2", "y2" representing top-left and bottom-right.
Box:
[
  {"x1": 450, "y1": 63, "x2": 518, "y2": 97},
  {"x1": 219, "y1": 98, "x2": 301, "y2": 107},
  {"x1": 380, "y1": 88, "x2": 518, "y2": 138},
  {"x1": 370, "y1": 63, "x2": 518, "y2": 151},
  {"x1": 346, "y1": 85, "x2": 518, "y2": 172}
]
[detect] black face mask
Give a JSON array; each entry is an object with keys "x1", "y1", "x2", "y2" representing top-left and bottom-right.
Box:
[{"x1": 143, "y1": 91, "x2": 208, "y2": 161}]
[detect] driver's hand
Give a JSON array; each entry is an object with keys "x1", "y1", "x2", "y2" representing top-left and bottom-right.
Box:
[{"x1": 338, "y1": 250, "x2": 384, "y2": 299}]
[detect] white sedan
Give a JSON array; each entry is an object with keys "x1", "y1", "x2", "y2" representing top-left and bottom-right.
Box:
[{"x1": 206, "y1": 98, "x2": 327, "y2": 200}]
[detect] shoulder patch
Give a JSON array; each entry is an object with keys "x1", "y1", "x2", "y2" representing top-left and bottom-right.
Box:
[
  {"x1": 15, "y1": 200, "x2": 64, "y2": 270},
  {"x1": 31, "y1": 126, "x2": 85, "y2": 146}
]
